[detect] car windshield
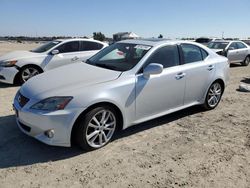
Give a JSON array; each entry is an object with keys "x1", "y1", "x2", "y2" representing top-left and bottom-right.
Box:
[
  {"x1": 207, "y1": 42, "x2": 229, "y2": 50},
  {"x1": 86, "y1": 43, "x2": 152, "y2": 71},
  {"x1": 31, "y1": 41, "x2": 61, "y2": 53}
]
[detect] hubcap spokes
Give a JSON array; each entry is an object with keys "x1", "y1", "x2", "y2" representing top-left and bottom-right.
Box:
[
  {"x1": 22, "y1": 68, "x2": 39, "y2": 81},
  {"x1": 246, "y1": 57, "x2": 250, "y2": 64},
  {"x1": 208, "y1": 83, "x2": 222, "y2": 107},
  {"x1": 86, "y1": 110, "x2": 116, "y2": 148}
]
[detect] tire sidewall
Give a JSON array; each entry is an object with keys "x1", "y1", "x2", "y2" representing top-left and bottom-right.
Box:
[
  {"x1": 76, "y1": 106, "x2": 118, "y2": 151},
  {"x1": 243, "y1": 56, "x2": 250, "y2": 66},
  {"x1": 18, "y1": 66, "x2": 40, "y2": 84},
  {"x1": 204, "y1": 82, "x2": 223, "y2": 110}
]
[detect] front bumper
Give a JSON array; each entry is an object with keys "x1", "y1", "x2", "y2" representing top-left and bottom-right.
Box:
[
  {"x1": 13, "y1": 95, "x2": 83, "y2": 147},
  {"x1": 0, "y1": 66, "x2": 19, "y2": 84}
]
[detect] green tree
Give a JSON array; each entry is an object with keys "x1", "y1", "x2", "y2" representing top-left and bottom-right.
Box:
[{"x1": 93, "y1": 32, "x2": 106, "y2": 41}]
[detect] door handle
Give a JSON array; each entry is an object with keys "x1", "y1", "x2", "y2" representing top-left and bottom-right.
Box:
[
  {"x1": 207, "y1": 65, "x2": 214, "y2": 71},
  {"x1": 175, "y1": 72, "x2": 186, "y2": 80},
  {"x1": 71, "y1": 56, "x2": 79, "y2": 61}
]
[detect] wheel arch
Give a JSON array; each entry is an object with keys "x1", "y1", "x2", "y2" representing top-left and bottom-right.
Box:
[
  {"x1": 201, "y1": 77, "x2": 226, "y2": 104},
  {"x1": 14, "y1": 64, "x2": 44, "y2": 84},
  {"x1": 214, "y1": 78, "x2": 225, "y2": 93}
]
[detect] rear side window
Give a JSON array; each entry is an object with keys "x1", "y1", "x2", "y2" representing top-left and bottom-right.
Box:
[
  {"x1": 237, "y1": 42, "x2": 247, "y2": 49},
  {"x1": 147, "y1": 45, "x2": 180, "y2": 68},
  {"x1": 181, "y1": 44, "x2": 203, "y2": 64},
  {"x1": 56, "y1": 41, "x2": 80, "y2": 53},
  {"x1": 80, "y1": 41, "x2": 103, "y2": 51}
]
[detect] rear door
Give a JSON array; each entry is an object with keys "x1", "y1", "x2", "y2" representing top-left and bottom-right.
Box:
[
  {"x1": 79, "y1": 41, "x2": 104, "y2": 62},
  {"x1": 227, "y1": 42, "x2": 240, "y2": 63},
  {"x1": 236, "y1": 42, "x2": 248, "y2": 61},
  {"x1": 44, "y1": 41, "x2": 81, "y2": 70},
  {"x1": 180, "y1": 43, "x2": 215, "y2": 105}
]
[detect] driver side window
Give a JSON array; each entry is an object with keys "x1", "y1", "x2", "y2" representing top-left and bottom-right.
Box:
[
  {"x1": 146, "y1": 45, "x2": 180, "y2": 68},
  {"x1": 56, "y1": 41, "x2": 80, "y2": 54}
]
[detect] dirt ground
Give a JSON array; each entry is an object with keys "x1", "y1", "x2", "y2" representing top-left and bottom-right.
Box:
[{"x1": 0, "y1": 42, "x2": 250, "y2": 188}]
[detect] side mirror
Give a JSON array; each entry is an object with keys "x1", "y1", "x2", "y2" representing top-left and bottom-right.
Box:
[
  {"x1": 143, "y1": 63, "x2": 163, "y2": 78},
  {"x1": 51, "y1": 49, "x2": 59, "y2": 55},
  {"x1": 227, "y1": 47, "x2": 235, "y2": 51}
]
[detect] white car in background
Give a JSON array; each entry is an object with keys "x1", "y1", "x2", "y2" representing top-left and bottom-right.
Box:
[
  {"x1": 0, "y1": 38, "x2": 108, "y2": 84},
  {"x1": 207, "y1": 40, "x2": 250, "y2": 66}
]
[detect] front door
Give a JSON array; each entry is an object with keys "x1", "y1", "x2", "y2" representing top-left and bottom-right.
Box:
[
  {"x1": 135, "y1": 45, "x2": 186, "y2": 120},
  {"x1": 44, "y1": 41, "x2": 81, "y2": 71}
]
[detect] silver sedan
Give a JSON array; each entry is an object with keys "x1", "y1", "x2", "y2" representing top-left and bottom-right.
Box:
[
  {"x1": 208, "y1": 40, "x2": 250, "y2": 66},
  {"x1": 13, "y1": 39, "x2": 229, "y2": 150}
]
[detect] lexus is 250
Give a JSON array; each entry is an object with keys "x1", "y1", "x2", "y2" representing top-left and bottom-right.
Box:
[{"x1": 13, "y1": 39, "x2": 229, "y2": 150}]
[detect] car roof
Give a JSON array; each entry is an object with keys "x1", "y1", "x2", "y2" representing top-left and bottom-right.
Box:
[
  {"x1": 118, "y1": 38, "x2": 198, "y2": 47},
  {"x1": 210, "y1": 40, "x2": 246, "y2": 43},
  {"x1": 56, "y1": 38, "x2": 105, "y2": 44}
]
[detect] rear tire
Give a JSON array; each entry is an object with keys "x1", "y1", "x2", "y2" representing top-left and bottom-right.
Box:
[
  {"x1": 242, "y1": 56, "x2": 250, "y2": 66},
  {"x1": 75, "y1": 105, "x2": 117, "y2": 151},
  {"x1": 203, "y1": 81, "x2": 223, "y2": 110}
]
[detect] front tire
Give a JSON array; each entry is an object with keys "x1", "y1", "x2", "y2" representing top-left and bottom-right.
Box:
[
  {"x1": 18, "y1": 66, "x2": 41, "y2": 84},
  {"x1": 242, "y1": 56, "x2": 250, "y2": 66},
  {"x1": 203, "y1": 81, "x2": 223, "y2": 110},
  {"x1": 75, "y1": 106, "x2": 117, "y2": 151}
]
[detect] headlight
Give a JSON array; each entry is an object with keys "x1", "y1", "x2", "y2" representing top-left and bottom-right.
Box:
[
  {"x1": 30, "y1": 97, "x2": 73, "y2": 111},
  {"x1": 0, "y1": 60, "x2": 18, "y2": 67}
]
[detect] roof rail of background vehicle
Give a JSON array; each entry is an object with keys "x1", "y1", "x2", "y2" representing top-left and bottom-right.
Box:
[
  {"x1": 117, "y1": 38, "x2": 199, "y2": 47},
  {"x1": 55, "y1": 38, "x2": 101, "y2": 42}
]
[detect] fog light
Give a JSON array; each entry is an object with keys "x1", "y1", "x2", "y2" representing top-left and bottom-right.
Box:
[{"x1": 44, "y1": 129, "x2": 54, "y2": 138}]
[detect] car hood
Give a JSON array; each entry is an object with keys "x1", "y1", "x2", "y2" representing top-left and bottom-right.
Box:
[
  {"x1": 20, "y1": 63, "x2": 122, "y2": 99},
  {"x1": 0, "y1": 50, "x2": 45, "y2": 62}
]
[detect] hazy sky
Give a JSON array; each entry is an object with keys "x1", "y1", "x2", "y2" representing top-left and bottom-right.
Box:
[{"x1": 0, "y1": 0, "x2": 250, "y2": 38}]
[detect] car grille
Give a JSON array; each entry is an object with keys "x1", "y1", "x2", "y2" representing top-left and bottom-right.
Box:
[{"x1": 17, "y1": 92, "x2": 29, "y2": 108}]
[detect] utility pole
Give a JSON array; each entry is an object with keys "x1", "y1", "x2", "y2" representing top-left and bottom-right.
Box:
[{"x1": 222, "y1": 31, "x2": 224, "y2": 39}]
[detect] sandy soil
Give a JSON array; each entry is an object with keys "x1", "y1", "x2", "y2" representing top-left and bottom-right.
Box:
[{"x1": 0, "y1": 42, "x2": 250, "y2": 188}]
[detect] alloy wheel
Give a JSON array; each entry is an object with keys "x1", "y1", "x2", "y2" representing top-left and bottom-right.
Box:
[
  {"x1": 86, "y1": 109, "x2": 116, "y2": 148},
  {"x1": 207, "y1": 82, "x2": 222, "y2": 108},
  {"x1": 21, "y1": 67, "x2": 40, "y2": 82},
  {"x1": 245, "y1": 57, "x2": 250, "y2": 65}
]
